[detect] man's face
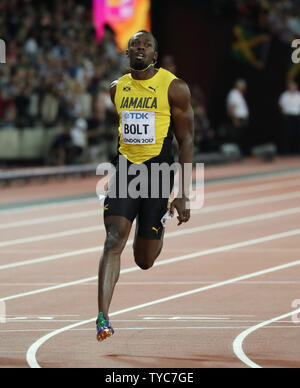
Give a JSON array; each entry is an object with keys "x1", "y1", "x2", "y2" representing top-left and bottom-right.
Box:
[
  {"x1": 241, "y1": 84, "x2": 247, "y2": 94},
  {"x1": 127, "y1": 33, "x2": 158, "y2": 71}
]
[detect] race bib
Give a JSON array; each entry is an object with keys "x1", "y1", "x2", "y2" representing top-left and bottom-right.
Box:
[{"x1": 121, "y1": 111, "x2": 156, "y2": 145}]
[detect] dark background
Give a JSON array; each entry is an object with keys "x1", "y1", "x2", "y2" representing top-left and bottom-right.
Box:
[
  {"x1": 1, "y1": 0, "x2": 297, "y2": 162},
  {"x1": 151, "y1": 0, "x2": 294, "y2": 152}
]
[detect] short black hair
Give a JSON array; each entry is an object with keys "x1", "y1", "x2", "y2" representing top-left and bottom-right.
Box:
[{"x1": 128, "y1": 30, "x2": 158, "y2": 52}]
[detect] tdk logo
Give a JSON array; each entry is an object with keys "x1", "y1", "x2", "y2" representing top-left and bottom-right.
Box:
[
  {"x1": 125, "y1": 112, "x2": 149, "y2": 120},
  {"x1": 0, "y1": 39, "x2": 6, "y2": 64}
]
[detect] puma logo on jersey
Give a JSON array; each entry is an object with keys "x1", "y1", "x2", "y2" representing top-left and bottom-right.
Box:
[
  {"x1": 152, "y1": 227, "x2": 161, "y2": 235},
  {"x1": 104, "y1": 204, "x2": 109, "y2": 211},
  {"x1": 149, "y1": 86, "x2": 158, "y2": 93}
]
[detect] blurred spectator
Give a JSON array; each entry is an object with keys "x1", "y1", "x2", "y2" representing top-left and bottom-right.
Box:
[
  {"x1": 48, "y1": 123, "x2": 72, "y2": 166},
  {"x1": 279, "y1": 80, "x2": 300, "y2": 154},
  {"x1": 0, "y1": 0, "x2": 127, "y2": 132},
  {"x1": 192, "y1": 85, "x2": 217, "y2": 152},
  {"x1": 41, "y1": 86, "x2": 60, "y2": 127},
  {"x1": 15, "y1": 85, "x2": 31, "y2": 128},
  {"x1": 0, "y1": 89, "x2": 4, "y2": 122},
  {"x1": 70, "y1": 118, "x2": 88, "y2": 162},
  {"x1": 226, "y1": 79, "x2": 250, "y2": 154},
  {"x1": 266, "y1": 0, "x2": 300, "y2": 43},
  {"x1": 87, "y1": 81, "x2": 119, "y2": 162},
  {"x1": 49, "y1": 117, "x2": 89, "y2": 166},
  {"x1": 214, "y1": 0, "x2": 300, "y2": 42}
]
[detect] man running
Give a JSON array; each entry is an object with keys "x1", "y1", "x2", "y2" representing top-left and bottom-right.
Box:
[{"x1": 97, "y1": 30, "x2": 194, "y2": 341}]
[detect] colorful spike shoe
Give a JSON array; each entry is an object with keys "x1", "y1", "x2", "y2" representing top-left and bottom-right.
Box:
[{"x1": 96, "y1": 312, "x2": 114, "y2": 342}]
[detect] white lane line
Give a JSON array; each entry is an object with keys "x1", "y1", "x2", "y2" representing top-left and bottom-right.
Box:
[
  {"x1": 125, "y1": 319, "x2": 296, "y2": 323},
  {"x1": 1, "y1": 168, "x2": 299, "y2": 219},
  {"x1": 118, "y1": 280, "x2": 300, "y2": 285},
  {"x1": 1, "y1": 176, "x2": 300, "y2": 229},
  {"x1": 0, "y1": 225, "x2": 104, "y2": 248},
  {"x1": 5, "y1": 320, "x2": 83, "y2": 323},
  {"x1": 2, "y1": 190, "x2": 300, "y2": 248},
  {"x1": 1, "y1": 326, "x2": 300, "y2": 333},
  {"x1": 206, "y1": 178, "x2": 300, "y2": 199},
  {"x1": 9, "y1": 320, "x2": 289, "y2": 324},
  {"x1": 0, "y1": 283, "x2": 65, "y2": 286},
  {"x1": 1, "y1": 326, "x2": 300, "y2": 334},
  {"x1": 14, "y1": 319, "x2": 286, "y2": 323},
  {"x1": 194, "y1": 191, "x2": 300, "y2": 215},
  {"x1": 2, "y1": 280, "x2": 299, "y2": 286},
  {"x1": 2, "y1": 227, "x2": 300, "y2": 303},
  {"x1": 0, "y1": 210, "x2": 100, "y2": 230},
  {"x1": 56, "y1": 326, "x2": 300, "y2": 330},
  {"x1": 1, "y1": 205, "x2": 300, "y2": 270},
  {"x1": 139, "y1": 314, "x2": 254, "y2": 317},
  {"x1": 0, "y1": 248, "x2": 100, "y2": 272},
  {"x1": 203, "y1": 169, "x2": 300, "y2": 185},
  {"x1": 0, "y1": 198, "x2": 96, "y2": 216},
  {"x1": 2, "y1": 168, "x2": 300, "y2": 218},
  {"x1": 26, "y1": 253, "x2": 300, "y2": 368},
  {"x1": 233, "y1": 308, "x2": 300, "y2": 368}
]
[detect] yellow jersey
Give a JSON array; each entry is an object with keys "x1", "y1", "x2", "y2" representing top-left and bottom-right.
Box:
[{"x1": 114, "y1": 68, "x2": 178, "y2": 164}]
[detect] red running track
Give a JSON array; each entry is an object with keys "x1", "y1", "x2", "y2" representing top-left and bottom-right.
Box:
[{"x1": 0, "y1": 157, "x2": 300, "y2": 368}]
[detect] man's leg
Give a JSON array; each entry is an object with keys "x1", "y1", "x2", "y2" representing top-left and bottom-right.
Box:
[
  {"x1": 133, "y1": 233, "x2": 165, "y2": 270},
  {"x1": 98, "y1": 216, "x2": 133, "y2": 319},
  {"x1": 133, "y1": 197, "x2": 168, "y2": 270}
]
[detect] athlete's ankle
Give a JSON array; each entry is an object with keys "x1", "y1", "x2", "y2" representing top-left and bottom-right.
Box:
[{"x1": 97, "y1": 311, "x2": 109, "y2": 323}]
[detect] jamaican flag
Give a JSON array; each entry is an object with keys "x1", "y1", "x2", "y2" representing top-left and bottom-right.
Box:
[{"x1": 232, "y1": 25, "x2": 270, "y2": 70}]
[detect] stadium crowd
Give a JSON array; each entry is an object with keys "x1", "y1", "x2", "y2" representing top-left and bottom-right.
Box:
[
  {"x1": 0, "y1": 0, "x2": 129, "y2": 163},
  {"x1": 0, "y1": 0, "x2": 127, "y2": 128},
  {"x1": 0, "y1": 0, "x2": 218, "y2": 163},
  {"x1": 234, "y1": 0, "x2": 300, "y2": 39},
  {"x1": 1, "y1": 0, "x2": 300, "y2": 165}
]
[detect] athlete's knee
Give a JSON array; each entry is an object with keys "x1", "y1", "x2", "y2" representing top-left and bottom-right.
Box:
[
  {"x1": 134, "y1": 252, "x2": 156, "y2": 270},
  {"x1": 104, "y1": 228, "x2": 128, "y2": 255},
  {"x1": 135, "y1": 259, "x2": 154, "y2": 270}
]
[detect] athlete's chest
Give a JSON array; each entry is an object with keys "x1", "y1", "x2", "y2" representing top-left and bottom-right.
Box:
[
  {"x1": 119, "y1": 95, "x2": 158, "y2": 110},
  {"x1": 116, "y1": 81, "x2": 168, "y2": 112}
]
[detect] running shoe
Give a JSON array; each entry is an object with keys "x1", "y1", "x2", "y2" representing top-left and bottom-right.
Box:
[{"x1": 96, "y1": 312, "x2": 114, "y2": 342}]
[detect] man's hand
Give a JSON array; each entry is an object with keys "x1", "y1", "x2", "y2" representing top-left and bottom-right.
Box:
[{"x1": 170, "y1": 197, "x2": 191, "y2": 226}]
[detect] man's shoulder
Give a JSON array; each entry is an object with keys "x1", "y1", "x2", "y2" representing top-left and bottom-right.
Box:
[
  {"x1": 228, "y1": 88, "x2": 239, "y2": 95},
  {"x1": 160, "y1": 67, "x2": 178, "y2": 79},
  {"x1": 280, "y1": 91, "x2": 288, "y2": 97},
  {"x1": 168, "y1": 77, "x2": 191, "y2": 109}
]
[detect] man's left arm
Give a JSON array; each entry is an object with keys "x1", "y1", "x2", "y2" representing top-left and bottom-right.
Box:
[{"x1": 169, "y1": 79, "x2": 194, "y2": 225}]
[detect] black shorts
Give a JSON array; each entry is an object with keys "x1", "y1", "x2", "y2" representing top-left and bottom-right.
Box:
[{"x1": 104, "y1": 156, "x2": 175, "y2": 240}]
